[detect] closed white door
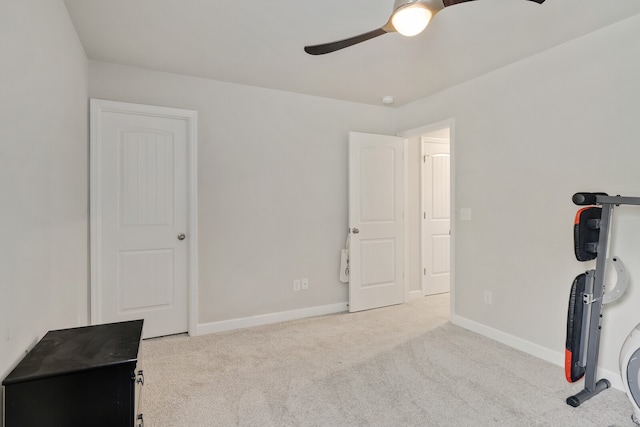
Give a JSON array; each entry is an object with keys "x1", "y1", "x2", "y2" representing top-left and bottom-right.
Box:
[
  {"x1": 348, "y1": 132, "x2": 405, "y2": 312},
  {"x1": 422, "y1": 138, "x2": 450, "y2": 295},
  {"x1": 91, "y1": 99, "x2": 197, "y2": 339}
]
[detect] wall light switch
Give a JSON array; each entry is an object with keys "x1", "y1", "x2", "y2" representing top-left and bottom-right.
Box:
[
  {"x1": 301, "y1": 278, "x2": 309, "y2": 290},
  {"x1": 293, "y1": 279, "x2": 301, "y2": 291}
]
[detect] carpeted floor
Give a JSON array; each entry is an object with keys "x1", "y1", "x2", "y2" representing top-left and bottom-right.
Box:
[{"x1": 137, "y1": 294, "x2": 636, "y2": 426}]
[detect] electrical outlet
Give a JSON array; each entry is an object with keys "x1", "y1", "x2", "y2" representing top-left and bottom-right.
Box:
[
  {"x1": 301, "y1": 278, "x2": 309, "y2": 290},
  {"x1": 484, "y1": 291, "x2": 492, "y2": 305},
  {"x1": 293, "y1": 279, "x2": 301, "y2": 291}
]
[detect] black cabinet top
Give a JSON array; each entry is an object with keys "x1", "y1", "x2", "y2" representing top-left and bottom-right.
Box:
[{"x1": 3, "y1": 320, "x2": 143, "y2": 385}]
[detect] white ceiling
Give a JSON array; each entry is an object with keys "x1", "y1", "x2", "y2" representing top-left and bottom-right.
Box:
[{"x1": 63, "y1": 0, "x2": 640, "y2": 107}]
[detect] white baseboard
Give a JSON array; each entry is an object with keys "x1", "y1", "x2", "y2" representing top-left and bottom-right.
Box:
[
  {"x1": 451, "y1": 314, "x2": 623, "y2": 391},
  {"x1": 195, "y1": 302, "x2": 349, "y2": 336},
  {"x1": 408, "y1": 290, "x2": 423, "y2": 301}
]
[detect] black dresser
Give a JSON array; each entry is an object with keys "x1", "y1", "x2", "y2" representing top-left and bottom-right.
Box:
[{"x1": 2, "y1": 320, "x2": 144, "y2": 427}]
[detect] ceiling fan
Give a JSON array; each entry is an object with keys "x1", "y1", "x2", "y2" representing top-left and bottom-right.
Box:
[{"x1": 304, "y1": 0, "x2": 546, "y2": 55}]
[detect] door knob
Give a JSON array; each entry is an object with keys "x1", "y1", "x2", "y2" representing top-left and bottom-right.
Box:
[
  {"x1": 352, "y1": 228, "x2": 359, "y2": 234},
  {"x1": 177, "y1": 233, "x2": 186, "y2": 240}
]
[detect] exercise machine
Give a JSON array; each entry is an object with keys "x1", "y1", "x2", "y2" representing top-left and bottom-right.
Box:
[
  {"x1": 565, "y1": 192, "x2": 640, "y2": 423},
  {"x1": 621, "y1": 324, "x2": 640, "y2": 424}
]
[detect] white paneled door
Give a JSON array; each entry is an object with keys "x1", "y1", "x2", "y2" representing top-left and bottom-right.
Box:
[
  {"x1": 422, "y1": 138, "x2": 450, "y2": 295},
  {"x1": 348, "y1": 132, "x2": 405, "y2": 312},
  {"x1": 90, "y1": 99, "x2": 197, "y2": 339}
]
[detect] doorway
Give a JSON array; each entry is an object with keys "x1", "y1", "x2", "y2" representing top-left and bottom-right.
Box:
[
  {"x1": 398, "y1": 120, "x2": 454, "y2": 304},
  {"x1": 421, "y1": 131, "x2": 451, "y2": 296}
]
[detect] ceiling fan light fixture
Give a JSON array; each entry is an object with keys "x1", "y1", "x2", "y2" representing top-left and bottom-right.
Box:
[{"x1": 391, "y1": 3, "x2": 432, "y2": 37}]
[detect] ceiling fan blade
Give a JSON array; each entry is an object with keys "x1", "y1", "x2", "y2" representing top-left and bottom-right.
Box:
[
  {"x1": 304, "y1": 27, "x2": 390, "y2": 55},
  {"x1": 442, "y1": 0, "x2": 471, "y2": 6},
  {"x1": 443, "y1": 0, "x2": 544, "y2": 5}
]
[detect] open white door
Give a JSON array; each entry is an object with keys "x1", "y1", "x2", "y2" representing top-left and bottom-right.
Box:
[
  {"x1": 422, "y1": 137, "x2": 450, "y2": 295},
  {"x1": 348, "y1": 132, "x2": 405, "y2": 312}
]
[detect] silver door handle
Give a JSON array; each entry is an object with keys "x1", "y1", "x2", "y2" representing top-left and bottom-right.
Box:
[
  {"x1": 352, "y1": 228, "x2": 359, "y2": 234},
  {"x1": 177, "y1": 233, "x2": 186, "y2": 240}
]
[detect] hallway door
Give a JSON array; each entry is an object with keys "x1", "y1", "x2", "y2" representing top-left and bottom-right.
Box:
[{"x1": 422, "y1": 137, "x2": 450, "y2": 296}]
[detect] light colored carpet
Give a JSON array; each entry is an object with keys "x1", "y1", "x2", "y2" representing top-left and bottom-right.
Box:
[{"x1": 137, "y1": 294, "x2": 635, "y2": 426}]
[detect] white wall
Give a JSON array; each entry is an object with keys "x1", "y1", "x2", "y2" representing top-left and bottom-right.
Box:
[
  {"x1": 0, "y1": 0, "x2": 88, "y2": 382},
  {"x1": 88, "y1": 61, "x2": 396, "y2": 326},
  {"x1": 395, "y1": 14, "x2": 640, "y2": 376},
  {"x1": 5, "y1": 0, "x2": 637, "y2": 403}
]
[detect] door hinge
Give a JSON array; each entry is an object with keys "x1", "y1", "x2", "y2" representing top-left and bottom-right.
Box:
[
  {"x1": 424, "y1": 268, "x2": 426, "y2": 275},
  {"x1": 424, "y1": 212, "x2": 426, "y2": 219}
]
